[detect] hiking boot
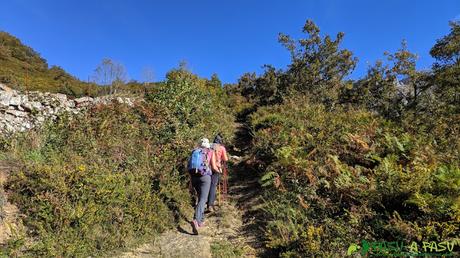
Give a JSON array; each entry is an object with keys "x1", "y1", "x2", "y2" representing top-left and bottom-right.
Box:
[
  {"x1": 191, "y1": 219, "x2": 199, "y2": 235},
  {"x1": 207, "y1": 206, "x2": 215, "y2": 213}
]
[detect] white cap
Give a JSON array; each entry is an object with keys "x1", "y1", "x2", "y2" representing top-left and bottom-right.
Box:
[{"x1": 200, "y1": 138, "x2": 211, "y2": 148}]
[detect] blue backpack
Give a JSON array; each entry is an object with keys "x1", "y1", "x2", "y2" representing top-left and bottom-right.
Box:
[{"x1": 188, "y1": 148, "x2": 211, "y2": 176}]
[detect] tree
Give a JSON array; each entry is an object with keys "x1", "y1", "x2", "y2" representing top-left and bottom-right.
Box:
[
  {"x1": 357, "y1": 60, "x2": 400, "y2": 118},
  {"x1": 237, "y1": 72, "x2": 257, "y2": 101},
  {"x1": 253, "y1": 65, "x2": 285, "y2": 105},
  {"x1": 141, "y1": 67, "x2": 155, "y2": 86},
  {"x1": 92, "y1": 58, "x2": 127, "y2": 95},
  {"x1": 208, "y1": 73, "x2": 222, "y2": 88},
  {"x1": 279, "y1": 20, "x2": 358, "y2": 104},
  {"x1": 429, "y1": 21, "x2": 460, "y2": 114},
  {"x1": 430, "y1": 21, "x2": 460, "y2": 67},
  {"x1": 234, "y1": 20, "x2": 357, "y2": 108},
  {"x1": 388, "y1": 41, "x2": 419, "y2": 108},
  {"x1": 343, "y1": 41, "x2": 422, "y2": 120}
]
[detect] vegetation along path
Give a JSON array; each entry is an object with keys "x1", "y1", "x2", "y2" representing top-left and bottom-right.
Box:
[{"x1": 0, "y1": 161, "x2": 21, "y2": 246}]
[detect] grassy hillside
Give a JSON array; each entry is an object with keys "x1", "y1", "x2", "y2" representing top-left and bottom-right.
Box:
[{"x1": 0, "y1": 31, "x2": 98, "y2": 96}]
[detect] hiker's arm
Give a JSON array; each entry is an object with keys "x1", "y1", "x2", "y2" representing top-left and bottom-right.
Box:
[
  {"x1": 222, "y1": 147, "x2": 229, "y2": 162},
  {"x1": 211, "y1": 152, "x2": 219, "y2": 172}
]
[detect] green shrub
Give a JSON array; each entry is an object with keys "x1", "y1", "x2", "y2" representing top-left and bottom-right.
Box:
[{"x1": 211, "y1": 240, "x2": 244, "y2": 258}]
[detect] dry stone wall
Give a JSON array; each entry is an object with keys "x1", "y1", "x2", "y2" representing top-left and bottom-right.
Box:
[{"x1": 0, "y1": 84, "x2": 135, "y2": 133}]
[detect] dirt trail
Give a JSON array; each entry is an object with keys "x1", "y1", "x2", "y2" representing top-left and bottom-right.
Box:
[{"x1": 228, "y1": 122, "x2": 274, "y2": 257}]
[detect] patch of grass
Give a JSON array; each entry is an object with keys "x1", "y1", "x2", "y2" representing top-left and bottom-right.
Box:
[
  {"x1": 215, "y1": 202, "x2": 240, "y2": 229},
  {"x1": 0, "y1": 234, "x2": 26, "y2": 257},
  {"x1": 211, "y1": 240, "x2": 244, "y2": 258}
]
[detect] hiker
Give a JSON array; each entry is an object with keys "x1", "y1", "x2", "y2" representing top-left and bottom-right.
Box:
[
  {"x1": 207, "y1": 134, "x2": 229, "y2": 212},
  {"x1": 188, "y1": 138, "x2": 218, "y2": 234}
]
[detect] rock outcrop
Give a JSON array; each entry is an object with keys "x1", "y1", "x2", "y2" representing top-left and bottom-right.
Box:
[{"x1": 0, "y1": 84, "x2": 135, "y2": 134}]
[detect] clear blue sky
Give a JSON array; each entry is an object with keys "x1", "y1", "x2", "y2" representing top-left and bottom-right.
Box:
[{"x1": 1, "y1": 0, "x2": 459, "y2": 83}]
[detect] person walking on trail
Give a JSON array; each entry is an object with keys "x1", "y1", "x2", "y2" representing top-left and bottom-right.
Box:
[
  {"x1": 188, "y1": 138, "x2": 218, "y2": 235},
  {"x1": 207, "y1": 134, "x2": 229, "y2": 212}
]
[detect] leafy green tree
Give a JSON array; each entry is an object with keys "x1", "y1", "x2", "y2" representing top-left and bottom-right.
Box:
[
  {"x1": 279, "y1": 20, "x2": 358, "y2": 105},
  {"x1": 233, "y1": 20, "x2": 357, "y2": 108},
  {"x1": 430, "y1": 21, "x2": 460, "y2": 114},
  {"x1": 146, "y1": 66, "x2": 234, "y2": 142},
  {"x1": 208, "y1": 73, "x2": 222, "y2": 88},
  {"x1": 253, "y1": 65, "x2": 285, "y2": 106},
  {"x1": 355, "y1": 60, "x2": 399, "y2": 118},
  {"x1": 237, "y1": 72, "x2": 258, "y2": 102},
  {"x1": 344, "y1": 41, "x2": 420, "y2": 120},
  {"x1": 389, "y1": 41, "x2": 419, "y2": 107}
]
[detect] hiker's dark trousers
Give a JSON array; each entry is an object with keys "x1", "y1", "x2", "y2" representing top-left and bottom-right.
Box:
[
  {"x1": 208, "y1": 172, "x2": 220, "y2": 207},
  {"x1": 191, "y1": 174, "x2": 211, "y2": 223}
]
